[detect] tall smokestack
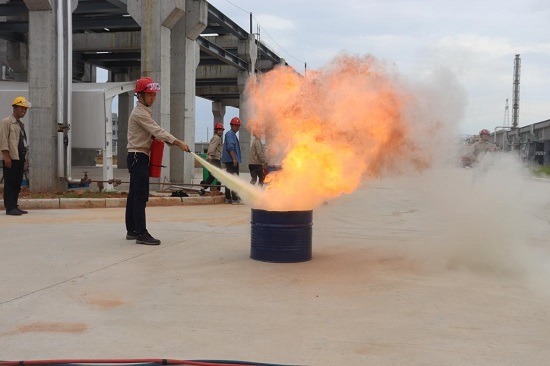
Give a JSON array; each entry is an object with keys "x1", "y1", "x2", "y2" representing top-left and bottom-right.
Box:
[{"x1": 512, "y1": 54, "x2": 521, "y2": 129}]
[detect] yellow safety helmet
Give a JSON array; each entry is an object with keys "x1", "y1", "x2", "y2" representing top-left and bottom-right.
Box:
[{"x1": 12, "y1": 96, "x2": 31, "y2": 108}]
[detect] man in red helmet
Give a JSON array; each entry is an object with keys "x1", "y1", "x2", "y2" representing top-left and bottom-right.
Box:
[
  {"x1": 221, "y1": 117, "x2": 242, "y2": 204},
  {"x1": 199, "y1": 122, "x2": 224, "y2": 195},
  {"x1": 465, "y1": 128, "x2": 499, "y2": 166},
  {"x1": 125, "y1": 76, "x2": 190, "y2": 245}
]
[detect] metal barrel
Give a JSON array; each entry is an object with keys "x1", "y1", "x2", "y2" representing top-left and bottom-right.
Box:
[{"x1": 250, "y1": 209, "x2": 313, "y2": 263}]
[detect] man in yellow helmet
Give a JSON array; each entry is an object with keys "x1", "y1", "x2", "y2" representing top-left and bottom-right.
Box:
[{"x1": 0, "y1": 96, "x2": 31, "y2": 215}]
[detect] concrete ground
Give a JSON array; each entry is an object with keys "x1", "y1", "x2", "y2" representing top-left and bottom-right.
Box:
[{"x1": 1, "y1": 166, "x2": 550, "y2": 365}]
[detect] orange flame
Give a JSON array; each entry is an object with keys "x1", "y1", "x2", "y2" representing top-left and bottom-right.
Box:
[{"x1": 246, "y1": 54, "x2": 428, "y2": 211}]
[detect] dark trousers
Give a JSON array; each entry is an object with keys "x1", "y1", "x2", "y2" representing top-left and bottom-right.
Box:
[
  {"x1": 2, "y1": 157, "x2": 25, "y2": 211},
  {"x1": 125, "y1": 152, "x2": 150, "y2": 235},
  {"x1": 201, "y1": 159, "x2": 222, "y2": 190},
  {"x1": 224, "y1": 162, "x2": 240, "y2": 201},
  {"x1": 249, "y1": 164, "x2": 264, "y2": 185}
]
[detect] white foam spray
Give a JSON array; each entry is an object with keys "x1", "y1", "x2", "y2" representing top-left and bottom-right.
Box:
[{"x1": 190, "y1": 152, "x2": 263, "y2": 205}]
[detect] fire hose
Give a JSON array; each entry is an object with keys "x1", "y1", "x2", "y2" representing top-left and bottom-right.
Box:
[{"x1": 0, "y1": 359, "x2": 303, "y2": 366}]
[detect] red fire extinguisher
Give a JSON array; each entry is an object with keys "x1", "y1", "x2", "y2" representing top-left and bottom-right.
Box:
[{"x1": 149, "y1": 138, "x2": 165, "y2": 178}]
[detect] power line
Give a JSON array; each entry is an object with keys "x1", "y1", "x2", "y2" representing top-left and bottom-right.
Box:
[
  {"x1": 252, "y1": 15, "x2": 307, "y2": 65},
  {"x1": 217, "y1": 0, "x2": 307, "y2": 69},
  {"x1": 221, "y1": 0, "x2": 249, "y2": 14}
]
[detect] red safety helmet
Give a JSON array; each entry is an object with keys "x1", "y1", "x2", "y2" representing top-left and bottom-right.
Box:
[
  {"x1": 480, "y1": 129, "x2": 490, "y2": 136},
  {"x1": 135, "y1": 77, "x2": 161, "y2": 93},
  {"x1": 214, "y1": 122, "x2": 225, "y2": 130},
  {"x1": 230, "y1": 117, "x2": 241, "y2": 126}
]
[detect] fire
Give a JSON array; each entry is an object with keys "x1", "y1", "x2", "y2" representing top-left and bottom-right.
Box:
[{"x1": 245, "y1": 54, "x2": 430, "y2": 211}]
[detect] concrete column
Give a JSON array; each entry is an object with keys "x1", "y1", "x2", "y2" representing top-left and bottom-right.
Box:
[
  {"x1": 6, "y1": 42, "x2": 27, "y2": 81},
  {"x1": 212, "y1": 100, "x2": 226, "y2": 125},
  {"x1": 113, "y1": 71, "x2": 137, "y2": 169},
  {"x1": 116, "y1": 92, "x2": 133, "y2": 169},
  {"x1": 5, "y1": 4, "x2": 28, "y2": 81},
  {"x1": 26, "y1": 0, "x2": 65, "y2": 191},
  {"x1": 128, "y1": 0, "x2": 186, "y2": 183},
  {"x1": 169, "y1": 0, "x2": 207, "y2": 183},
  {"x1": 237, "y1": 73, "x2": 251, "y2": 173},
  {"x1": 236, "y1": 34, "x2": 258, "y2": 172}
]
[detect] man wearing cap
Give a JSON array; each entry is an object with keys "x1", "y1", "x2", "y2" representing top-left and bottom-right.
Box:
[
  {"x1": 0, "y1": 96, "x2": 31, "y2": 216},
  {"x1": 125, "y1": 77, "x2": 190, "y2": 245}
]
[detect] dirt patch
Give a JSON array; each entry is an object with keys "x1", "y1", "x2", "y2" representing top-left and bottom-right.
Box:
[
  {"x1": 19, "y1": 188, "x2": 129, "y2": 199},
  {"x1": 16, "y1": 187, "x2": 221, "y2": 199}
]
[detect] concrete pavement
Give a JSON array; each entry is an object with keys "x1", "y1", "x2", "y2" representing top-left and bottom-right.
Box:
[{"x1": 1, "y1": 167, "x2": 550, "y2": 365}]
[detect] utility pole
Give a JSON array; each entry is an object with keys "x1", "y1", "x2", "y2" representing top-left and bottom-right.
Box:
[{"x1": 512, "y1": 54, "x2": 521, "y2": 129}]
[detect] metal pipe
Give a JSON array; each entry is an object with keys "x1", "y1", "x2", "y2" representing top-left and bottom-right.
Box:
[
  {"x1": 55, "y1": 0, "x2": 79, "y2": 186},
  {"x1": 56, "y1": 1, "x2": 64, "y2": 178},
  {"x1": 65, "y1": 0, "x2": 74, "y2": 182}
]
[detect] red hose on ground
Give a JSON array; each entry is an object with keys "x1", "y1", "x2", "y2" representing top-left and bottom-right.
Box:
[{"x1": 0, "y1": 360, "x2": 265, "y2": 366}]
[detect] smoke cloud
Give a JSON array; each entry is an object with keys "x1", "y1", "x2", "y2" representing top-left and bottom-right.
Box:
[{"x1": 244, "y1": 54, "x2": 465, "y2": 210}]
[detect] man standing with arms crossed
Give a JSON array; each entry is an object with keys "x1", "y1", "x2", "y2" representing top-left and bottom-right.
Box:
[
  {"x1": 126, "y1": 77, "x2": 190, "y2": 245},
  {"x1": 0, "y1": 96, "x2": 31, "y2": 216},
  {"x1": 199, "y1": 122, "x2": 224, "y2": 195},
  {"x1": 222, "y1": 117, "x2": 242, "y2": 204}
]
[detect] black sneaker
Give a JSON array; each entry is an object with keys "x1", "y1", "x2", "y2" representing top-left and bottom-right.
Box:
[
  {"x1": 6, "y1": 208, "x2": 22, "y2": 216},
  {"x1": 16, "y1": 207, "x2": 28, "y2": 214},
  {"x1": 126, "y1": 232, "x2": 138, "y2": 240},
  {"x1": 135, "y1": 232, "x2": 161, "y2": 245},
  {"x1": 199, "y1": 189, "x2": 206, "y2": 196}
]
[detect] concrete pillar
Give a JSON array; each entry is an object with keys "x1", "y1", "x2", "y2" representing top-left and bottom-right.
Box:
[
  {"x1": 169, "y1": 0, "x2": 207, "y2": 183},
  {"x1": 26, "y1": 0, "x2": 65, "y2": 191},
  {"x1": 236, "y1": 34, "x2": 258, "y2": 172},
  {"x1": 237, "y1": 74, "x2": 251, "y2": 173},
  {"x1": 212, "y1": 100, "x2": 226, "y2": 125},
  {"x1": 128, "y1": 0, "x2": 184, "y2": 183},
  {"x1": 5, "y1": 4, "x2": 28, "y2": 81},
  {"x1": 113, "y1": 70, "x2": 138, "y2": 169},
  {"x1": 6, "y1": 42, "x2": 27, "y2": 81},
  {"x1": 116, "y1": 92, "x2": 134, "y2": 170}
]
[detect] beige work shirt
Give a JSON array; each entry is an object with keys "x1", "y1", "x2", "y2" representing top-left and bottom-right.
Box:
[
  {"x1": 466, "y1": 140, "x2": 498, "y2": 163},
  {"x1": 127, "y1": 102, "x2": 177, "y2": 154},
  {"x1": 0, "y1": 115, "x2": 24, "y2": 160},
  {"x1": 206, "y1": 134, "x2": 222, "y2": 160},
  {"x1": 248, "y1": 138, "x2": 266, "y2": 165}
]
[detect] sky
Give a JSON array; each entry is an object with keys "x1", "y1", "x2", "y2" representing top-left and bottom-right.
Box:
[{"x1": 193, "y1": 0, "x2": 550, "y2": 142}]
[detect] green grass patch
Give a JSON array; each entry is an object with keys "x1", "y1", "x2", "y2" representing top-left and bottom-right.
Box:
[{"x1": 532, "y1": 166, "x2": 550, "y2": 177}]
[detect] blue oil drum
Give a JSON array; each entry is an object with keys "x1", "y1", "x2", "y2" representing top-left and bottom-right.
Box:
[{"x1": 250, "y1": 209, "x2": 313, "y2": 263}]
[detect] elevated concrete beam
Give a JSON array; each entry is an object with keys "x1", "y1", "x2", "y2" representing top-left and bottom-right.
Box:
[
  {"x1": 196, "y1": 64, "x2": 238, "y2": 79},
  {"x1": 257, "y1": 59, "x2": 277, "y2": 71},
  {"x1": 196, "y1": 84, "x2": 239, "y2": 97},
  {"x1": 220, "y1": 98, "x2": 239, "y2": 108},
  {"x1": 72, "y1": 31, "x2": 141, "y2": 52},
  {"x1": 203, "y1": 35, "x2": 238, "y2": 49},
  {"x1": 196, "y1": 36, "x2": 247, "y2": 71}
]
